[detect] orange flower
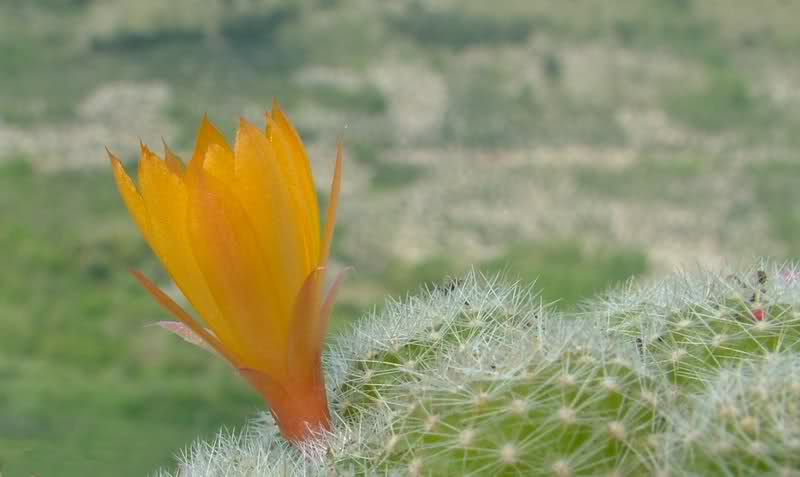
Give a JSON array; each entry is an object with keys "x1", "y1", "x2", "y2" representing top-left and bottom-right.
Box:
[{"x1": 109, "y1": 101, "x2": 344, "y2": 442}]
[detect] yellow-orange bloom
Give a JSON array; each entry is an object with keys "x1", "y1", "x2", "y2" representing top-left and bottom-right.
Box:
[{"x1": 109, "y1": 102, "x2": 343, "y2": 442}]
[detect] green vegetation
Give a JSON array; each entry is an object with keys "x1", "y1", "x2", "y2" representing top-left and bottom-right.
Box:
[
  {"x1": 664, "y1": 68, "x2": 771, "y2": 132},
  {"x1": 750, "y1": 160, "x2": 800, "y2": 256},
  {"x1": 484, "y1": 241, "x2": 648, "y2": 307},
  {"x1": 0, "y1": 161, "x2": 261, "y2": 476},
  {"x1": 352, "y1": 144, "x2": 426, "y2": 190},
  {"x1": 575, "y1": 153, "x2": 716, "y2": 203},
  {"x1": 388, "y1": 3, "x2": 535, "y2": 50},
  {"x1": 442, "y1": 67, "x2": 542, "y2": 148},
  {"x1": 2, "y1": 0, "x2": 799, "y2": 475}
]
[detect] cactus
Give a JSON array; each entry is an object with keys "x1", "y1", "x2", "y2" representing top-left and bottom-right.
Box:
[
  {"x1": 329, "y1": 278, "x2": 662, "y2": 476},
  {"x1": 157, "y1": 263, "x2": 800, "y2": 476},
  {"x1": 663, "y1": 355, "x2": 800, "y2": 476},
  {"x1": 596, "y1": 262, "x2": 800, "y2": 396}
]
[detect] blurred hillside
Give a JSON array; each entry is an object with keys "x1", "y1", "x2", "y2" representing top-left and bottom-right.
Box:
[{"x1": 1, "y1": 0, "x2": 799, "y2": 475}]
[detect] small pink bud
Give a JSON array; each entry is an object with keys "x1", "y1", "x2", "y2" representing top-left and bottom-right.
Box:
[{"x1": 752, "y1": 309, "x2": 766, "y2": 321}]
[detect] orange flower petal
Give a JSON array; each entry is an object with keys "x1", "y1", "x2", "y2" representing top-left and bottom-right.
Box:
[
  {"x1": 267, "y1": 104, "x2": 320, "y2": 270},
  {"x1": 287, "y1": 268, "x2": 323, "y2": 381},
  {"x1": 204, "y1": 143, "x2": 236, "y2": 188},
  {"x1": 186, "y1": 163, "x2": 289, "y2": 372},
  {"x1": 288, "y1": 267, "x2": 348, "y2": 381},
  {"x1": 137, "y1": 144, "x2": 239, "y2": 350},
  {"x1": 162, "y1": 139, "x2": 185, "y2": 176},
  {"x1": 320, "y1": 142, "x2": 343, "y2": 266},
  {"x1": 238, "y1": 366, "x2": 330, "y2": 442},
  {"x1": 109, "y1": 152, "x2": 150, "y2": 242},
  {"x1": 131, "y1": 270, "x2": 239, "y2": 365},
  {"x1": 192, "y1": 114, "x2": 231, "y2": 164},
  {"x1": 235, "y1": 118, "x2": 307, "y2": 295}
]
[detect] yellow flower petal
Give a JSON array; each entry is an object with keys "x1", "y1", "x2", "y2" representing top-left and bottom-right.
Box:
[
  {"x1": 162, "y1": 139, "x2": 185, "y2": 176},
  {"x1": 109, "y1": 152, "x2": 150, "y2": 241},
  {"x1": 192, "y1": 114, "x2": 231, "y2": 164},
  {"x1": 186, "y1": 163, "x2": 290, "y2": 372},
  {"x1": 203, "y1": 143, "x2": 236, "y2": 188},
  {"x1": 320, "y1": 142, "x2": 343, "y2": 266},
  {"x1": 235, "y1": 118, "x2": 307, "y2": 294},
  {"x1": 136, "y1": 144, "x2": 239, "y2": 350},
  {"x1": 267, "y1": 104, "x2": 320, "y2": 270}
]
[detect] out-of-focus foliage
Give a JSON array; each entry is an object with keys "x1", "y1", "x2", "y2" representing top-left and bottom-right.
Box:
[{"x1": 1, "y1": 0, "x2": 799, "y2": 474}]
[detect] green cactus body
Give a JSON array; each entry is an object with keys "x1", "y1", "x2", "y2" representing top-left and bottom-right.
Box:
[
  {"x1": 159, "y1": 263, "x2": 800, "y2": 477},
  {"x1": 335, "y1": 330, "x2": 661, "y2": 475},
  {"x1": 646, "y1": 301, "x2": 799, "y2": 391},
  {"x1": 668, "y1": 355, "x2": 800, "y2": 476}
]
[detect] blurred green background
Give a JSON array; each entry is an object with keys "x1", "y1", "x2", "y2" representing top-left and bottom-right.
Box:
[{"x1": 2, "y1": 0, "x2": 799, "y2": 475}]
